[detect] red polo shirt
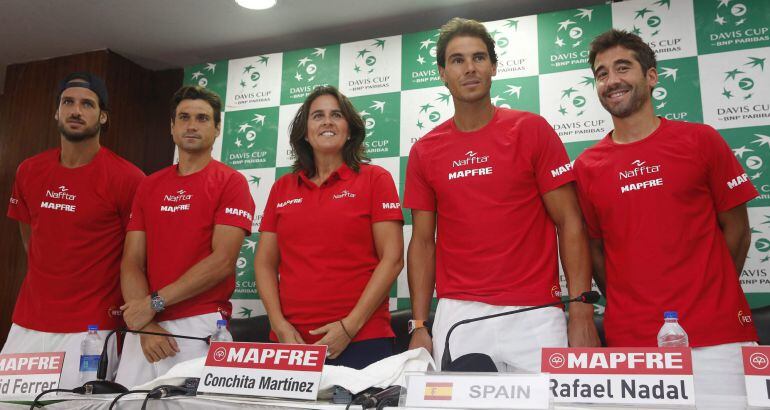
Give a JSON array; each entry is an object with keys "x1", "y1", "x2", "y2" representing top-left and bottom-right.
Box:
[{"x1": 260, "y1": 163, "x2": 403, "y2": 343}]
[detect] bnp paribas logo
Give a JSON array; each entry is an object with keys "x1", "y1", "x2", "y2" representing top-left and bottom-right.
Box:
[
  {"x1": 238, "y1": 56, "x2": 270, "y2": 91},
  {"x1": 281, "y1": 45, "x2": 340, "y2": 105},
  {"x1": 352, "y1": 92, "x2": 400, "y2": 158},
  {"x1": 554, "y1": 9, "x2": 593, "y2": 50},
  {"x1": 222, "y1": 107, "x2": 278, "y2": 170},
  {"x1": 184, "y1": 61, "x2": 227, "y2": 101},
  {"x1": 557, "y1": 76, "x2": 595, "y2": 117},
  {"x1": 695, "y1": 0, "x2": 769, "y2": 54},
  {"x1": 721, "y1": 56, "x2": 765, "y2": 101},
  {"x1": 416, "y1": 92, "x2": 452, "y2": 131},
  {"x1": 629, "y1": 0, "x2": 671, "y2": 38}
]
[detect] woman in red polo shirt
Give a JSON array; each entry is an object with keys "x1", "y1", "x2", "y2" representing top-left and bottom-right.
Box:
[{"x1": 255, "y1": 86, "x2": 404, "y2": 369}]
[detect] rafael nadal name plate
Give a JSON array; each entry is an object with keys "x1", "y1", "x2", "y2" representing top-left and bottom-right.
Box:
[
  {"x1": 0, "y1": 352, "x2": 64, "y2": 399},
  {"x1": 541, "y1": 347, "x2": 695, "y2": 407},
  {"x1": 197, "y1": 342, "x2": 326, "y2": 400}
]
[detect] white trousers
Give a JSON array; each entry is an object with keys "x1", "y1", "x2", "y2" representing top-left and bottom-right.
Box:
[
  {"x1": 692, "y1": 341, "x2": 757, "y2": 399},
  {"x1": 115, "y1": 312, "x2": 221, "y2": 389},
  {"x1": 1, "y1": 324, "x2": 120, "y2": 390},
  {"x1": 431, "y1": 298, "x2": 568, "y2": 372}
]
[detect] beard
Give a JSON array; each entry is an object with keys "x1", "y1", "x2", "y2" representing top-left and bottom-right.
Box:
[
  {"x1": 58, "y1": 118, "x2": 101, "y2": 142},
  {"x1": 599, "y1": 83, "x2": 649, "y2": 118}
]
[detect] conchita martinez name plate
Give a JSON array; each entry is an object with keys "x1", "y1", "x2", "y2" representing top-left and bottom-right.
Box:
[
  {"x1": 0, "y1": 352, "x2": 64, "y2": 399},
  {"x1": 541, "y1": 347, "x2": 695, "y2": 407},
  {"x1": 197, "y1": 342, "x2": 326, "y2": 400}
]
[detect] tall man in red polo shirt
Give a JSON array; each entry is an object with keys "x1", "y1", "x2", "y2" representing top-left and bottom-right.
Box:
[
  {"x1": 404, "y1": 18, "x2": 599, "y2": 372},
  {"x1": 116, "y1": 86, "x2": 255, "y2": 387},
  {"x1": 3, "y1": 72, "x2": 144, "y2": 388},
  {"x1": 574, "y1": 29, "x2": 758, "y2": 396}
]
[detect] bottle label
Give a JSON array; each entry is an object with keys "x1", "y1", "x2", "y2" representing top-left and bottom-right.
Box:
[{"x1": 79, "y1": 355, "x2": 100, "y2": 372}]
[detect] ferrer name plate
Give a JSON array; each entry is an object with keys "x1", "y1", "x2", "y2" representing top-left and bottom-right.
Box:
[
  {"x1": 0, "y1": 352, "x2": 64, "y2": 399},
  {"x1": 542, "y1": 348, "x2": 695, "y2": 407},
  {"x1": 197, "y1": 342, "x2": 326, "y2": 400}
]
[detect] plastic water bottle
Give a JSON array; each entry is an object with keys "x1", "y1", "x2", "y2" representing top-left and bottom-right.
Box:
[
  {"x1": 656, "y1": 311, "x2": 689, "y2": 347},
  {"x1": 211, "y1": 320, "x2": 233, "y2": 342},
  {"x1": 79, "y1": 325, "x2": 102, "y2": 385}
]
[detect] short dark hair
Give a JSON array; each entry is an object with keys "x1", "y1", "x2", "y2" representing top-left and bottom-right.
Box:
[
  {"x1": 436, "y1": 17, "x2": 498, "y2": 68},
  {"x1": 588, "y1": 29, "x2": 657, "y2": 74},
  {"x1": 289, "y1": 86, "x2": 368, "y2": 178},
  {"x1": 170, "y1": 85, "x2": 222, "y2": 127}
]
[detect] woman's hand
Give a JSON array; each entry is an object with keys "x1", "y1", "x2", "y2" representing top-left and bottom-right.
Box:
[
  {"x1": 310, "y1": 319, "x2": 355, "y2": 359},
  {"x1": 272, "y1": 319, "x2": 306, "y2": 344}
]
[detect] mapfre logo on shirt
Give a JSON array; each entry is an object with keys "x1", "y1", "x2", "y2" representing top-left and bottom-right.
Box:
[
  {"x1": 726, "y1": 173, "x2": 749, "y2": 190},
  {"x1": 225, "y1": 207, "x2": 253, "y2": 221},
  {"x1": 161, "y1": 189, "x2": 193, "y2": 213},
  {"x1": 550, "y1": 162, "x2": 572, "y2": 178},
  {"x1": 332, "y1": 190, "x2": 356, "y2": 199},
  {"x1": 41, "y1": 185, "x2": 77, "y2": 213},
  {"x1": 448, "y1": 151, "x2": 493, "y2": 181},
  {"x1": 277, "y1": 197, "x2": 303, "y2": 208},
  {"x1": 618, "y1": 160, "x2": 664, "y2": 194}
]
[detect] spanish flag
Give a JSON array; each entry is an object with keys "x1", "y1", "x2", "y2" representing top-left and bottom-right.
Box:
[{"x1": 424, "y1": 382, "x2": 453, "y2": 400}]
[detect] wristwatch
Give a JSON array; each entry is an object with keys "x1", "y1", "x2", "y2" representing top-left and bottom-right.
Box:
[
  {"x1": 150, "y1": 292, "x2": 165, "y2": 313},
  {"x1": 407, "y1": 319, "x2": 427, "y2": 335}
]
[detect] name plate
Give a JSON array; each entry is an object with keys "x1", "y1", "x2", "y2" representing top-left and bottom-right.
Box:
[
  {"x1": 743, "y1": 346, "x2": 770, "y2": 408},
  {"x1": 197, "y1": 342, "x2": 326, "y2": 400},
  {"x1": 404, "y1": 373, "x2": 550, "y2": 409},
  {"x1": 0, "y1": 352, "x2": 64, "y2": 398},
  {"x1": 542, "y1": 348, "x2": 695, "y2": 407}
]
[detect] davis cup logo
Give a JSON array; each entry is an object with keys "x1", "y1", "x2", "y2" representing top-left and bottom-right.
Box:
[
  {"x1": 630, "y1": 0, "x2": 670, "y2": 38},
  {"x1": 359, "y1": 101, "x2": 386, "y2": 137},
  {"x1": 558, "y1": 76, "x2": 595, "y2": 116},
  {"x1": 732, "y1": 134, "x2": 769, "y2": 181},
  {"x1": 652, "y1": 67, "x2": 677, "y2": 109},
  {"x1": 721, "y1": 57, "x2": 765, "y2": 101},
  {"x1": 239, "y1": 56, "x2": 269, "y2": 91},
  {"x1": 554, "y1": 8, "x2": 592, "y2": 49},
  {"x1": 353, "y1": 39, "x2": 386, "y2": 75},
  {"x1": 714, "y1": 0, "x2": 748, "y2": 27},
  {"x1": 293, "y1": 48, "x2": 327, "y2": 83},
  {"x1": 489, "y1": 19, "x2": 518, "y2": 58},
  {"x1": 416, "y1": 92, "x2": 451, "y2": 131},
  {"x1": 213, "y1": 347, "x2": 227, "y2": 362},
  {"x1": 549, "y1": 353, "x2": 566, "y2": 368},
  {"x1": 234, "y1": 114, "x2": 266, "y2": 149},
  {"x1": 190, "y1": 63, "x2": 217, "y2": 88},
  {"x1": 749, "y1": 352, "x2": 769, "y2": 370},
  {"x1": 415, "y1": 35, "x2": 437, "y2": 66}
]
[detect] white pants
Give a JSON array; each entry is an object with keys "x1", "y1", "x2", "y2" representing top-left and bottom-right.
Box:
[
  {"x1": 692, "y1": 341, "x2": 756, "y2": 399},
  {"x1": 1, "y1": 324, "x2": 120, "y2": 390},
  {"x1": 432, "y1": 298, "x2": 567, "y2": 372},
  {"x1": 115, "y1": 312, "x2": 221, "y2": 389}
]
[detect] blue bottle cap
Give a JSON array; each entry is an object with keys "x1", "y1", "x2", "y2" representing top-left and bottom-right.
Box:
[
  {"x1": 87, "y1": 325, "x2": 98, "y2": 331},
  {"x1": 663, "y1": 311, "x2": 678, "y2": 319},
  {"x1": 217, "y1": 319, "x2": 227, "y2": 326}
]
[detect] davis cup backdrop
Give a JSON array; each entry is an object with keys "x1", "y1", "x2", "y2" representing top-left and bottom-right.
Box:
[{"x1": 181, "y1": 0, "x2": 770, "y2": 319}]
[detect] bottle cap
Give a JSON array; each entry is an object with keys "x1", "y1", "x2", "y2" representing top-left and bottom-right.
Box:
[
  {"x1": 87, "y1": 325, "x2": 98, "y2": 331},
  {"x1": 663, "y1": 311, "x2": 678, "y2": 319},
  {"x1": 216, "y1": 319, "x2": 227, "y2": 326}
]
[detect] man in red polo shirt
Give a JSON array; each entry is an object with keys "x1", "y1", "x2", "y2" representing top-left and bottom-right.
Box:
[
  {"x1": 574, "y1": 29, "x2": 757, "y2": 397},
  {"x1": 3, "y1": 72, "x2": 144, "y2": 388},
  {"x1": 404, "y1": 18, "x2": 599, "y2": 372},
  {"x1": 115, "y1": 86, "x2": 254, "y2": 387}
]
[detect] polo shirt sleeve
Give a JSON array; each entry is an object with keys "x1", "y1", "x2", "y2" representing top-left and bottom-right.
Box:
[
  {"x1": 403, "y1": 145, "x2": 436, "y2": 211},
  {"x1": 259, "y1": 181, "x2": 279, "y2": 233},
  {"x1": 529, "y1": 115, "x2": 575, "y2": 195},
  {"x1": 370, "y1": 168, "x2": 404, "y2": 223},
  {"x1": 214, "y1": 172, "x2": 256, "y2": 235},
  {"x1": 126, "y1": 180, "x2": 148, "y2": 232},
  {"x1": 573, "y1": 160, "x2": 602, "y2": 239},
  {"x1": 116, "y1": 168, "x2": 145, "y2": 230},
  {"x1": 701, "y1": 125, "x2": 758, "y2": 212},
  {"x1": 7, "y1": 163, "x2": 31, "y2": 224}
]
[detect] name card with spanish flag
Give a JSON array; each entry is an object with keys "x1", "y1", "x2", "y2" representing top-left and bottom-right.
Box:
[
  {"x1": 197, "y1": 342, "x2": 326, "y2": 400},
  {"x1": 404, "y1": 373, "x2": 550, "y2": 409},
  {"x1": 0, "y1": 352, "x2": 64, "y2": 399},
  {"x1": 743, "y1": 346, "x2": 770, "y2": 408},
  {"x1": 541, "y1": 347, "x2": 695, "y2": 407}
]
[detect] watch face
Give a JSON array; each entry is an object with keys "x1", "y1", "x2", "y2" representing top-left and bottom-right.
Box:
[{"x1": 408, "y1": 321, "x2": 414, "y2": 333}]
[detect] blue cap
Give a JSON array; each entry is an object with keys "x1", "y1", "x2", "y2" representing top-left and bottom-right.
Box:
[
  {"x1": 663, "y1": 311, "x2": 678, "y2": 319},
  {"x1": 88, "y1": 325, "x2": 98, "y2": 331},
  {"x1": 217, "y1": 320, "x2": 227, "y2": 326},
  {"x1": 57, "y1": 72, "x2": 110, "y2": 111}
]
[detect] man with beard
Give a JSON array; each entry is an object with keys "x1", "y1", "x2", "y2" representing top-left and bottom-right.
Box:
[
  {"x1": 574, "y1": 30, "x2": 757, "y2": 397},
  {"x1": 3, "y1": 72, "x2": 144, "y2": 388},
  {"x1": 404, "y1": 18, "x2": 599, "y2": 372},
  {"x1": 116, "y1": 86, "x2": 254, "y2": 387}
]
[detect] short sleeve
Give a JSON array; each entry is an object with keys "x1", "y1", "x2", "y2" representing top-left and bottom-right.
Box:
[
  {"x1": 126, "y1": 180, "x2": 148, "y2": 232},
  {"x1": 403, "y1": 146, "x2": 436, "y2": 211},
  {"x1": 7, "y1": 163, "x2": 31, "y2": 224},
  {"x1": 369, "y1": 168, "x2": 404, "y2": 223},
  {"x1": 259, "y1": 181, "x2": 280, "y2": 233},
  {"x1": 116, "y1": 168, "x2": 145, "y2": 229},
  {"x1": 573, "y1": 160, "x2": 602, "y2": 239},
  {"x1": 529, "y1": 115, "x2": 575, "y2": 195},
  {"x1": 214, "y1": 172, "x2": 256, "y2": 235},
  {"x1": 702, "y1": 126, "x2": 758, "y2": 212}
]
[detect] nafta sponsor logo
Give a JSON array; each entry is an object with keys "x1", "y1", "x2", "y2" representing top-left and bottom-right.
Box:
[
  {"x1": 618, "y1": 160, "x2": 661, "y2": 180},
  {"x1": 233, "y1": 56, "x2": 272, "y2": 104},
  {"x1": 332, "y1": 190, "x2": 356, "y2": 199},
  {"x1": 452, "y1": 150, "x2": 490, "y2": 167},
  {"x1": 189, "y1": 63, "x2": 217, "y2": 88},
  {"x1": 382, "y1": 202, "x2": 401, "y2": 210},
  {"x1": 347, "y1": 39, "x2": 391, "y2": 93},
  {"x1": 424, "y1": 382, "x2": 453, "y2": 400},
  {"x1": 749, "y1": 352, "x2": 768, "y2": 370},
  {"x1": 737, "y1": 310, "x2": 753, "y2": 325},
  {"x1": 41, "y1": 185, "x2": 77, "y2": 213},
  {"x1": 448, "y1": 151, "x2": 493, "y2": 181},
  {"x1": 161, "y1": 189, "x2": 192, "y2": 213},
  {"x1": 551, "y1": 162, "x2": 572, "y2": 178},
  {"x1": 225, "y1": 207, "x2": 253, "y2": 221},
  {"x1": 551, "y1": 8, "x2": 593, "y2": 65},
  {"x1": 277, "y1": 197, "x2": 303, "y2": 208}
]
